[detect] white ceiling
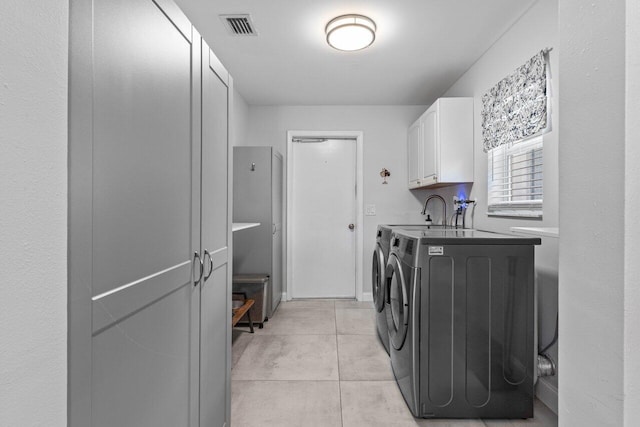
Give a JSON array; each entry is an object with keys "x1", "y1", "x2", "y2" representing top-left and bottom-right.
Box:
[{"x1": 175, "y1": 0, "x2": 537, "y2": 106}]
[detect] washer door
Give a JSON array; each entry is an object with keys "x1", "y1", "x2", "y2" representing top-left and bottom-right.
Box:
[
  {"x1": 385, "y1": 254, "x2": 409, "y2": 350},
  {"x1": 372, "y1": 245, "x2": 386, "y2": 312}
]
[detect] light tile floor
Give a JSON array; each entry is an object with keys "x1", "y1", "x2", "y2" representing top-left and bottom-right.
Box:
[{"x1": 231, "y1": 300, "x2": 558, "y2": 427}]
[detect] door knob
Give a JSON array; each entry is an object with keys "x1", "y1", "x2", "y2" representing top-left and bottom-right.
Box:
[{"x1": 348, "y1": 224, "x2": 355, "y2": 230}]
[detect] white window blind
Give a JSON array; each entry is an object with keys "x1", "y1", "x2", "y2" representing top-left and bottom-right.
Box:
[{"x1": 487, "y1": 136, "x2": 543, "y2": 217}]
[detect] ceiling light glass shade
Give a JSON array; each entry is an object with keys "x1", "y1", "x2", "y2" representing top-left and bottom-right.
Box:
[{"x1": 325, "y1": 14, "x2": 376, "y2": 51}]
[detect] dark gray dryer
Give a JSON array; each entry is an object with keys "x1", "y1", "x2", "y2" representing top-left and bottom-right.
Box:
[{"x1": 385, "y1": 228, "x2": 540, "y2": 419}]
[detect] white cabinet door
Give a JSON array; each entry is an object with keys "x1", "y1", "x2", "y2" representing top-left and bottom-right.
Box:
[
  {"x1": 407, "y1": 98, "x2": 473, "y2": 189},
  {"x1": 407, "y1": 121, "x2": 422, "y2": 188},
  {"x1": 421, "y1": 107, "x2": 438, "y2": 183}
]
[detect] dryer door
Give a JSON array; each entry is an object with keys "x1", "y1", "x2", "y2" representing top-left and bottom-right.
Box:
[
  {"x1": 372, "y1": 245, "x2": 386, "y2": 312},
  {"x1": 385, "y1": 254, "x2": 409, "y2": 350}
]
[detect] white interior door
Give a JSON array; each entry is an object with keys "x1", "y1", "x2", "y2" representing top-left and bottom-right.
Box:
[{"x1": 291, "y1": 138, "x2": 357, "y2": 298}]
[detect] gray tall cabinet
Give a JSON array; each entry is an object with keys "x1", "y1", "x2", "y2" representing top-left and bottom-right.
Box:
[
  {"x1": 69, "y1": 0, "x2": 232, "y2": 426},
  {"x1": 233, "y1": 147, "x2": 284, "y2": 317}
]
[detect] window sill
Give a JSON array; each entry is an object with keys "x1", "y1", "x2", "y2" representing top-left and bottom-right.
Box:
[
  {"x1": 510, "y1": 227, "x2": 558, "y2": 238},
  {"x1": 487, "y1": 210, "x2": 543, "y2": 219}
]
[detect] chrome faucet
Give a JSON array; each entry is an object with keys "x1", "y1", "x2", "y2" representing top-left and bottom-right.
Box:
[{"x1": 421, "y1": 194, "x2": 447, "y2": 226}]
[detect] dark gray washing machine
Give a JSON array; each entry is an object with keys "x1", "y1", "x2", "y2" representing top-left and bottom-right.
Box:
[
  {"x1": 373, "y1": 225, "x2": 394, "y2": 355},
  {"x1": 373, "y1": 224, "x2": 452, "y2": 355},
  {"x1": 385, "y1": 228, "x2": 540, "y2": 419}
]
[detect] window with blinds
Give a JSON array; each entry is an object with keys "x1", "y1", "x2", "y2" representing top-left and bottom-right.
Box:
[{"x1": 487, "y1": 135, "x2": 543, "y2": 217}]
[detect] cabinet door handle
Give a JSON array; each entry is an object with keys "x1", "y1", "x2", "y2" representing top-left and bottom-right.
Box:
[
  {"x1": 348, "y1": 223, "x2": 355, "y2": 230},
  {"x1": 203, "y1": 249, "x2": 214, "y2": 281},
  {"x1": 193, "y1": 251, "x2": 204, "y2": 286}
]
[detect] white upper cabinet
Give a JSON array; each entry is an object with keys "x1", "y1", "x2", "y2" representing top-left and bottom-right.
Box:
[
  {"x1": 421, "y1": 107, "x2": 438, "y2": 182},
  {"x1": 407, "y1": 97, "x2": 474, "y2": 189},
  {"x1": 407, "y1": 120, "x2": 422, "y2": 187}
]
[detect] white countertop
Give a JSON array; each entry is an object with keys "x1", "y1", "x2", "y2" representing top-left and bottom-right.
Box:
[
  {"x1": 232, "y1": 222, "x2": 260, "y2": 232},
  {"x1": 510, "y1": 227, "x2": 559, "y2": 238}
]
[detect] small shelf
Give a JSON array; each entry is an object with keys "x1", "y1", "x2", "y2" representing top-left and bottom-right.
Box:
[
  {"x1": 510, "y1": 227, "x2": 559, "y2": 238},
  {"x1": 232, "y1": 222, "x2": 260, "y2": 232}
]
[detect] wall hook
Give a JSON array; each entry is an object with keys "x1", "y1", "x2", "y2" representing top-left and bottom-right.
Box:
[
  {"x1": 380, "y1": 168, "x2": 391, "y2": 184},
  {"x1": 251, "y1": 162, "x2": 256, "y2": 171}
]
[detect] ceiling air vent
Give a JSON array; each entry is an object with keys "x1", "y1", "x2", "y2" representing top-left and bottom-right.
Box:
[{"x1": 220, "y1": 14, "x2": 257, "y2": 36}]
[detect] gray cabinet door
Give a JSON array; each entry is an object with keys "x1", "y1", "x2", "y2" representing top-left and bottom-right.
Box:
[
  {"x1": 200, "y1": 40, "x2": 231, "y2": 427},
  {"x1": 271, "y1": 153, "x2": 284, "y2": 310},
  {"x1": 69, "y1": 0, "x2": 201, "y2": 425}
]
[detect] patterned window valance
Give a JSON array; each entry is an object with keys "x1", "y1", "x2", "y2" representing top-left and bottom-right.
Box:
[{"x1": 481, "y1": 50, "x2": 549, "y2": 152}]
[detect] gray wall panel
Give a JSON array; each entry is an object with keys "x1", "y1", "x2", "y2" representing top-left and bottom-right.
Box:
[
  {"x1": 92, "y1": 0, "x2": 192, "y2": 297},
  {"x1": 199, "y1": 265, "x2": 228, "y2": 427},
  {"x1": 202, "y1": 62, "x2": 229, "y2": 253},
  {"x1": 92, "y1": 286, "x2": 192, "y2": 427}
]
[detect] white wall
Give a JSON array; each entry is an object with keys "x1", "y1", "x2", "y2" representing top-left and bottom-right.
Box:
[
  {"x1": 625, "y1": 0, "x2": 640, "y2": 423},
  {"x1": 559, "y1": 0, "x2": 626, "y2": 424},
  {"x1": 0, "y1": 1, "x2": 68, "y2": 426},
  {"x1": 444, "y1": 0, "x2": 559, "y2": 233},
  {"x1": 233, "y1": 87, "x2": 250, "y2": 147},
  {"x1": 443, "y1": 0, "x2": 559, "y2": 411},
  {"x1": 245, "y1": 105, "x2": 456, "y2": 297}
]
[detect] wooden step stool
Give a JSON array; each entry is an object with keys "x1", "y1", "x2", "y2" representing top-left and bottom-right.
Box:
[{"x1": 232, "y1": 296, "x2": 255, "y2": 333}]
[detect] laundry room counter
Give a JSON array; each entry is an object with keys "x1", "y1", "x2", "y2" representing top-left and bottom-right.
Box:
[{"x1": 392, "y1": 228, "x2": 541, "y2": 245}]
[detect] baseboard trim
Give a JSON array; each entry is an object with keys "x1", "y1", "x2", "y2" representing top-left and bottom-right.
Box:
[
  {"x1": 536, "y1": 377, "x2": 558, "y2": 414},
  {"x1": 282, "y1": 291, "x2": 372, "y2": 302}
]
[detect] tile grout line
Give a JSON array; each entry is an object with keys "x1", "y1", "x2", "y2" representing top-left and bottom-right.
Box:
[
  {"x1": 230, "y1": 332, "x2": 256, "y2": 372},
  {"x1": 232, "y1": 301, "x2": 397, "y2": 426},
  {"x1": 231, "y1": 379, "x2": 344, "y2": 383},
  {"x1": 232, "y1": 301, "x2": 555, "y2": 426},
  {"x1": 334, "y1": 302, "x2": 345, "y2": 427}
]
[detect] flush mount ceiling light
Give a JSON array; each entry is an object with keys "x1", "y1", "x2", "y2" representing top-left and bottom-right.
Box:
[{"x1": 325, "y1": 14, "x2": 376, "y2": 51}]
